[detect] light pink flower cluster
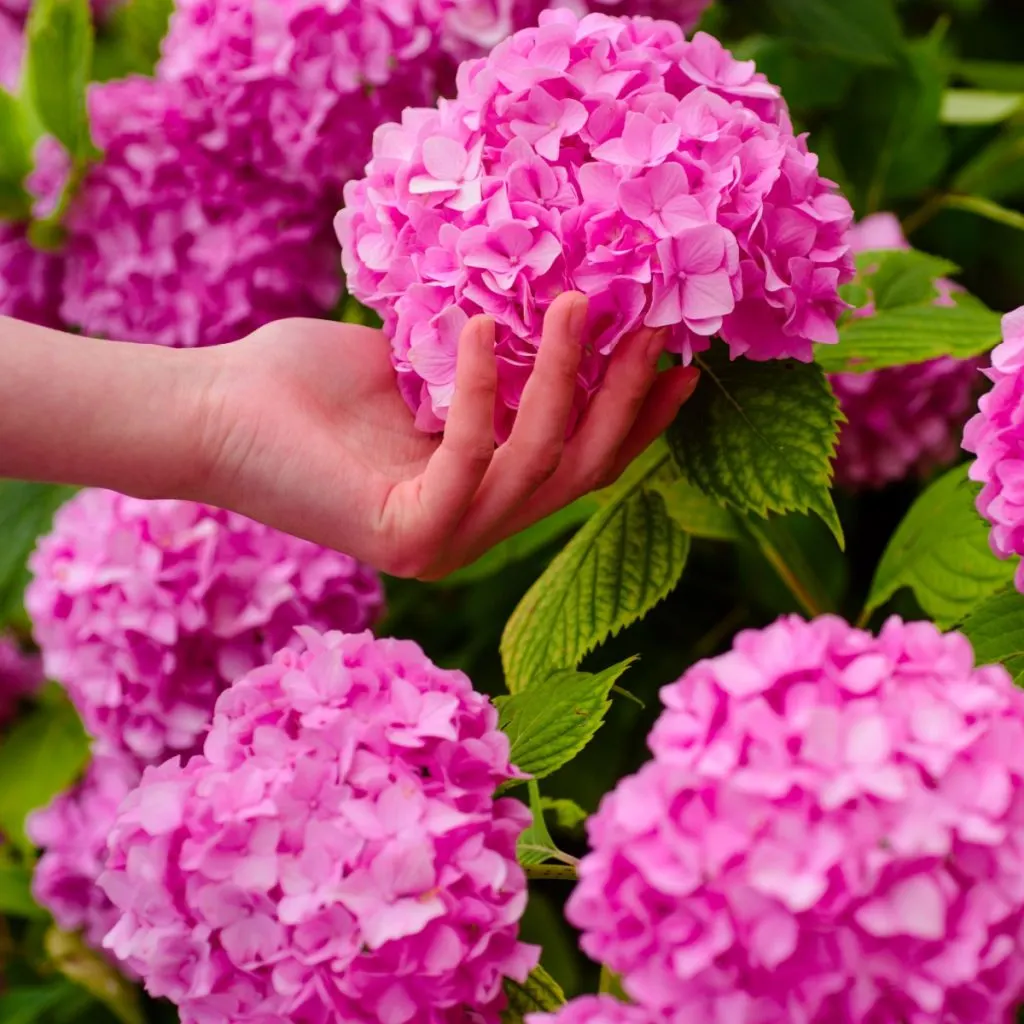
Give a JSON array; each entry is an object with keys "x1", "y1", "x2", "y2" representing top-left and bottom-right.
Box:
[
  {"x1": 157, "y1": 0, "x2": 448, "y2": 194},
  {"x1": 0, "y1": 634, "x2": 41, "y2": 726},
  {"x1": 340, "y1": 11, "x2": 853, "y2": 439},
  {"x1": 26, "y1": 489, "x2": 384, "y2": 765},
  {"x1": 0, "y1": 7, "x2": 22, "y2": 90},
  {"x1": 963, "y1": 306, "x2": 1024, "y2": 593},
  {"x1": 568, "y1": 615, "x2": 1024, "y2": 1024},
  {"x1": 27, "y1": 750, "x2": 140, "y2": 962},
  {"x1": 830, "y1": 213, "x2": 981, "y2": 489},
  {"x1": 100, "y1": 628, "x2": 537, "y2": 1024},
  {"x1": 59, "y1": 76, "x2": 342, "y2": 347}
]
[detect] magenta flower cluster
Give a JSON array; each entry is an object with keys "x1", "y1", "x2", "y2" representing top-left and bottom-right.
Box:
[
  {"x1": 963, "y1": 306, "x2": 1024, "y2": 593},
  {"x1": 340, "y1": 10, "x2": 853, "y2": 439},
  {"x1": 567, "y1": 615, "x2": 1024, "y2": 1024},
  {"x1": 27, "y1": 750, "x2": 141, "y2": 964},
  {"x1": 830, "y1": 213, "x2": 981, "y2": 490},
  {"x1": 27, "y1": 489, "x2": 384, "y2": 765},
  {"x1": 530, "y1": 995, "x2": 655, "y2": 1024},
  {"x1": 99, "y1": 628, "x2": 537, "y2": 1024},
  {"x1": 0, "y1": 634, "x2": 41, "y2": 726}
]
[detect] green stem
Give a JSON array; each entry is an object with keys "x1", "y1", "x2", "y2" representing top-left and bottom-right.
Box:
[{"x1": 524, "y1": 863, "x2": 578, "y2": 882}]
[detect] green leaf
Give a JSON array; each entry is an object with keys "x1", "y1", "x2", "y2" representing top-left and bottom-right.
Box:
[
  {"x1": 854, "y1": 248, "x2": 959, "y2": 311},
  {"x1": 649, "y1": 476, "x2": 740, "y2": 542},
  {"x1": 959, "y1": 587, "x2": 1024, "y2": 685},
  {"x1": 24, "y1": 0, "x2": 95, "y2": 159},
  {"x1": 45, "y1": 928, "x2": 145, "y2": 1024},
  {"x1": 863, "y1": 465, "x2": 1015, "y2": 628},
  {"x1": 0, "y1": 89, "x2": 33, "y2": 219},
  {"x1": 0, "y1": 687, "x2": 90, "y2": 852},
  {"x1": 941, "y1": 89, "x2": 1024, "y2": 125},
  {"x1": 0, "y1": 482, "x2": 77, "y2": 631},
  {"x1": 502, "y1": 966, "x2": 566, "y2": 1023},
  {"x1": 0, "y1": 858, "x2": 46, "y2": 918},
  {"x1": 500, "y1": 449, "x2": 689, "y2": 693},
  {"x1": 339, "y1": 294, "x2": 383, "y2": 328},
  {"x1": 950, "y1": 59, "x2": 1024, "y2": 93},
  {"x1": 539, "y1": 797, "x2": 588, "y2": 834},
  {"x1": 764, "y1": 0, "x2": 905, "y2": 67},
  {"x1": 497, "y1": 659, "x2": 634, "y2": 786},
  {"x1": 815, "y1": 296, "x2": 1002, "y2": 374},
  {"x1": 517, "y1": 781, "x2": 564, "y2": 867},
  {"x1": 599, "y1": 966, "x2": 629, "y2": 1001},
  {"x1": 941, "y1": 194, "x2": 1024, "y2": 233},
  {"x1": 440, "y1": 498, "x2": 598, "y2": 586},
  {"x1": 0, "y1": 982, "x2": 80, "y2": 1024},
  {"x1": 666, "y1": 349, "x2": 843, "y2": 548},
  {"x1": 734, "y1": 36, "x2": 855, "y2": 111},
  {"x1": 739, "y1": 512, "x2": 843, "y2": 618},
  {"x1": 954, "y1": 126, "x2": 1024, "y2": 201}
]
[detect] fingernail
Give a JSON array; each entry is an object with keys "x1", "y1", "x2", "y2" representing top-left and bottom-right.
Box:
[
  {"x1": 676, "y1": 367, "x2": 701, "y2": 402},
  {"x1": 646, "y1": 328, "x2": 670, "y2": 365},
  {"x1": 568, "y1": 296, "x2": 589, "y2": 341}
]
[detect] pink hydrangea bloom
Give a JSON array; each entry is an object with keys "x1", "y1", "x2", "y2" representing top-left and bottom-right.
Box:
[
  {"x1": 59, "y1": 75, "x2": 341, "y2": 347},
  {"x1": 0, "y1": 221, "x2": 64, "y2": 327},
  {"x1": 27, "y1": 749, "x2": 141, "y2": 962},
  {"x1": 963, "y1": 306, "x2": 1024, "y2": 592},
  {"x1": 340, "y1": 12, "x2": 853, "y2": 440},
  {"x1": 157, "y1": 0, "x2": 447, "y2": 193},
  {"x1": 99, "y1": 628, "x2": 537, "y2": 1024},
  {"x1": 26, "y1": 489, "x2": 384, "y2": 765},
  {"x1": 529, "y1": 995, "x2": 657, "y2": 1024},
  {"x1": 568, "y1": 615, "x2": 1024, "y2": 1024},
  {"x1": 830, "y1": 213, "x2": 981, "y2": 489},
  {"x1": 0, "y1": 634, "x2": 41, "y2": 726},
  {"x1": 0, "y1": 8, "x2": 22, "y2": 90}
]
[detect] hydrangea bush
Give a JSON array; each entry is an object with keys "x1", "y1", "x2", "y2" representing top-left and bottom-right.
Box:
[{"x1": 5, "y1": 2, "x2": 1024, "y2": 1024}]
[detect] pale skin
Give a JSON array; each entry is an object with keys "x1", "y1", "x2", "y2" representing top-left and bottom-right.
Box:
[{"x1": 0, "y1": 292, "x2": 699, "y2": 579}]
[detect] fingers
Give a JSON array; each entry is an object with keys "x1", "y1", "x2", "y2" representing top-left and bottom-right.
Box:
[
  {"x1": 561, "y1": 324, "x2": 668, "y2": 493},
  {"x1": 399, "y1": 315, "x2": 497, "y2": 549}
]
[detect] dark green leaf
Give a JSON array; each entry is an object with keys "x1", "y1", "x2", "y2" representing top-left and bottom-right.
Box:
[
  {"x1": 854, "y1": 248, "x2": 959, "y2": 311},
  {"x1": 954, "y1": 126, "x2": 1024, "y2": 201},
  {"x1": 666, "y1": 349, "x2": 843, "y2": 547},
  {"x1": 0, "y1": 89, "x2": 33, "y2": 219},
  {"x1": 45, "y1": 928, "x2": 144, "y2": 1024},
  {"x1": 649, "y1": 476, "x2": 740, "y2": 542},
  {"x1": 864, "y1": 465, "x2": 1014, "y2": 627},
  {"x1": 942, "y1": 194, "x2": 1024, "y2": 233},
  {"x1": 816, "y1": 295, "x2": 1001, "y2": 373},
  {"x1": 950, "y1": 59, "x2": 1024, "y2": 92},
  {"x1": 959, "y1": 587, "x2": 1024, "y2": 685},
  {"x1": 0, "y1": 858, "x2": 46, "y2": 918},
  {"x1": 0, "y1": 982, "x2": 80, "y2": 1024},
  {"x1": 501, "y1": 448, "x2": 689, "y2": 693},
  {"x1": 763, "y1": 0, "x2": 905, "y2": 67},
  {"x1": 497, "y1": 659, "x2": 634, "y2": 786},
  {"x1": 735, "y1": 36, "x2": 855, "y2": 111},
  {"x1": 24, "y1": 0, "x2": 95, "y2": 159},
  {"x1": 0, "y1": 686, "x2": 90, "y2": 852},
  {"x1": 502, "y1": 966, "x2": 566, "y2": 1023}
]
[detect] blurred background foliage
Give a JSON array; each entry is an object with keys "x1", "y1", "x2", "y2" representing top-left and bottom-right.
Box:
[{"x1": 2, "y1": 0, "x2": 1024, "y2": 1018}]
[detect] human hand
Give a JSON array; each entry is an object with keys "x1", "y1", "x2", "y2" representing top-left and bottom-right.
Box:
[{"x1": 192, "y1": 292, "x2": 700, "y2": 579}]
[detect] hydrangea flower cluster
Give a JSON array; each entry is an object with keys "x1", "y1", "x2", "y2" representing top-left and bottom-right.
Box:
[
  {"x1": 0, "y1": 7, "x2": 22, "y2": 90},
  {"x1": 568, "y1": 614, "x2": 1024, "y2": 1024},
  {"x1": 529, "y1": 995, "x2": 655, "y2": 1024},
  {"x1": 0, "y1": 221, "x2": 64, "y2": 327},
  {"x1": 27, "y1": 489, "x2": 384, "y2": 765},
  {"x1": 27, "y1": 750, "x2": 141, "y2": 962},
  {"x1": 963, "y1": 306, "x2": 1024, "y2": 592},
  {"x1": 99, "y1": 628, "x2": 537, "y2": 1024},
  {"x1": 0, "y1": 634, "x2": 41, "y2": 726},
  {"x1": 340, "y1": 11, "x2": 853, "y2": 439},
  {"x1": 58, "y1": 76, "x2": 342, "y2": 347},
  {"x1": 830, "y1": 213, "x2": 981, "y2": 489}
]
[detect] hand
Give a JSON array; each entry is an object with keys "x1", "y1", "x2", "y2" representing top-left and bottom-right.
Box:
[{"x1": 192, "y1": 293, "x2": 700, "y2": 579}]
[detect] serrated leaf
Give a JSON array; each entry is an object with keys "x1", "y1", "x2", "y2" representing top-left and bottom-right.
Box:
[
  {"x1": 502, "y1": 966, "x2": 566, "y2": 1023},
  {"x1": 854, "y1": 248, "x2": 959, "y2": 311},
  {"x1": 501, "y1": 449, "x2": 688, "y2": 693},
  {"x1": 0, "y1": 859, "x2": 46, "y2": 919},
  {"x1": 45, "y1": 928, "x2": 144, "y2": 1024},
  {"x1": 498, "y1": 659, "x2": 634, "y2": 786},
  {"x1": 815, "y1": 296, "x2": 1001, "y2": 374},
  {"x1": 0, "y1": 687, "x2": 90, "y2": 853},
  {"x1": 765, "y1": 0, "x2": 905, "y2": 67},
  {"x1": 517, "y1": 781, "x2": 564, "y2": 867},
  {"x1": 440, "y1": 498, "x2": 597, "y2": 587},
  {"x1": 649, "y1": 476, "x2": 740, "y2": 542},
  {"x1": 863, "y1": 465, "x2": 1015, "y2": 627},
  {"x1": 666, "y1": 349, "x2": 843, "y2": 547},
  {"x1": 941, "y1": 89, "x2": 1024, "y2": 125},
  {"x1": 24, "y1": 0, "x2": 95, "y2": 159},
  {"x1": 959, "y1": 587, "x2": 1024, "y2": 685}
]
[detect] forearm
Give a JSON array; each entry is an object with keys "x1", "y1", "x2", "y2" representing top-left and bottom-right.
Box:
[{"x1": 0, "y1": 316, "x2": 215, "y2": 499}]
